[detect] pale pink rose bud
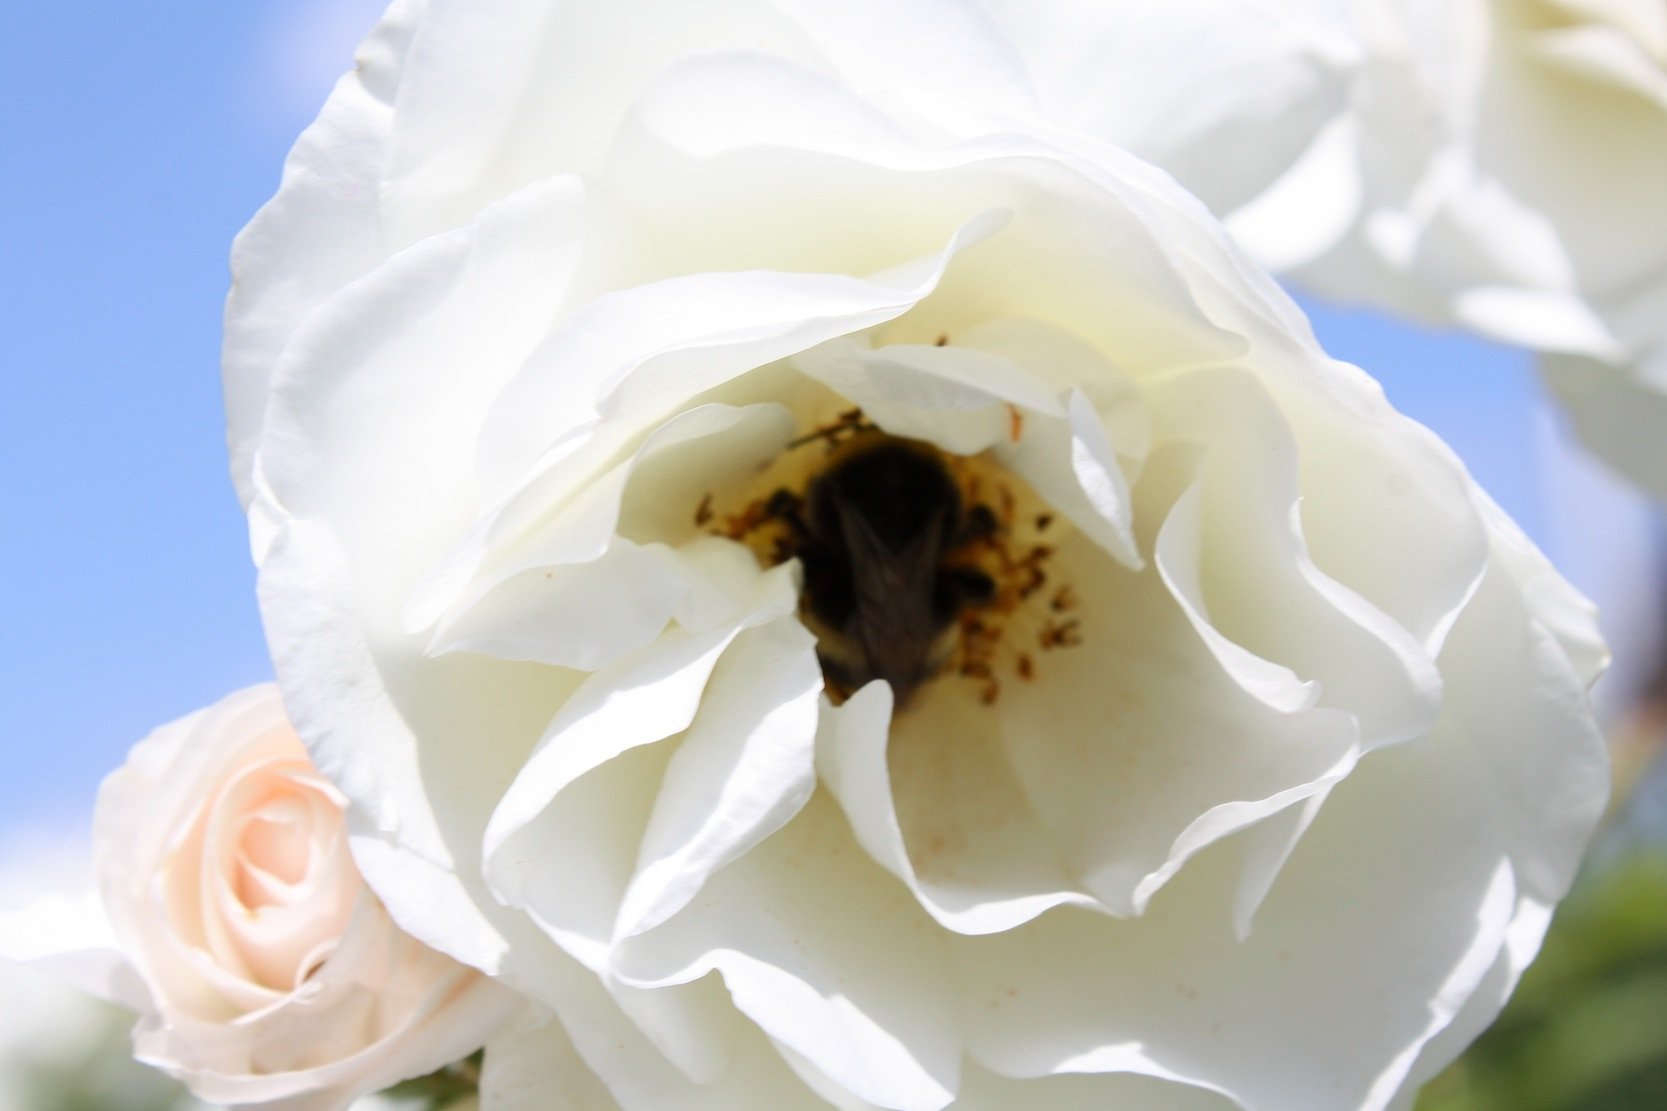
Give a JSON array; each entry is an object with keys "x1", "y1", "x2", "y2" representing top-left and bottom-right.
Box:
[{"x1": 3, "y1": 684, "x2": 519, "y2": 1110}]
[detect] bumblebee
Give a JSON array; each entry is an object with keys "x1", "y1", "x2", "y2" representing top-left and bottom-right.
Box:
[{"x1": 769, "y1": 431, "x2": 998, "y2": 708}]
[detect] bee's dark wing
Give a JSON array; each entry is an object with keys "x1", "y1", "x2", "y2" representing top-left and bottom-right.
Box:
[
  {"x1": 833, "y1": 500, "x2": 946, "y2": 696},
  {"x1": 835, "y1": 501, "x2": 940, "y2": 615}
]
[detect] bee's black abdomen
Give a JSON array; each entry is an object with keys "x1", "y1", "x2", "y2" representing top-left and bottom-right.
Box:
[{"x1": 787, "y1": 430, "x2": 1004, "y2": 708}]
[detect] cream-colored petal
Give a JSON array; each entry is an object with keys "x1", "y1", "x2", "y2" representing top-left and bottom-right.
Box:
[
  {"x1": 617, "y1": 617, "x2": 822, "y2": 938},
  {"x1": 615, "y1": 793, "x2": 960, "y2": 1111}
]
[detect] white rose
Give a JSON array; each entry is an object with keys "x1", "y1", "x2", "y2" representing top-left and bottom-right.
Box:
[
  {"x1": 1269, "y1": 0, "x2": 1667, "y2": 493},
  {"x1": 1, "y1": 685, "x2": 519, "y2": 1110},
  {"x1": 229, "y1": 2, "x2": 1610, "y2": 1108}
]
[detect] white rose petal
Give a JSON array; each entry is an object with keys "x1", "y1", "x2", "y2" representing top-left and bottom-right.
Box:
[
  {"x1": 1280, "y1": 0, "x2": 1667, "y2": 493},
  {"x1": 229, "y1": 3, "x2": 1610, "y2": 1109}
]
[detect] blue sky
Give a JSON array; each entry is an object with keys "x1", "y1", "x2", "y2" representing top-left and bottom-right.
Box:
[
  {"x1": 0, "y1": 3, "x2": 1653, "y2": 838},
  {"x1": 0, "y1": 1, "x2": 389, "y2": 831}
]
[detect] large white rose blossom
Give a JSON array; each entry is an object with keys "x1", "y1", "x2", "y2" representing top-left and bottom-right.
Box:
[
  {"x1": 0, "y1": 685, "x2": 519, "y2": 1110},
  {"x1": 226, "y1": 2, "x2": 1611, "y2": 1108},
  {"x1": 1263, "y1": 0, "x2": 1667, "y2": 494}
]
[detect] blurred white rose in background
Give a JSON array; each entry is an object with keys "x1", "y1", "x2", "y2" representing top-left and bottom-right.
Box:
[
  {"x1": 0, "y1": 954, "x2": 207, "y2": 1111},
  {"x1": 0, "y1": 831, "x2": 206, "y2": 1111},
  {"x1": 227, "y1": 1, "x2": 1612, "y2": 1107},
  {"x1": 1265, "y1": 0, "x2": 1667, "y2": 495},
  {"x1": 0, "y1": 685, "x2": 518, "y2": 1110}
]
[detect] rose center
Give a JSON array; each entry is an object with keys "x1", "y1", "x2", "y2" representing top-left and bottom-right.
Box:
[
  {"x1": 705, "y1": 407, "x2": 1077, "y2": 709},
  {"x1": 234, "y1": 794, "x2": 314, "y2": 908}
]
